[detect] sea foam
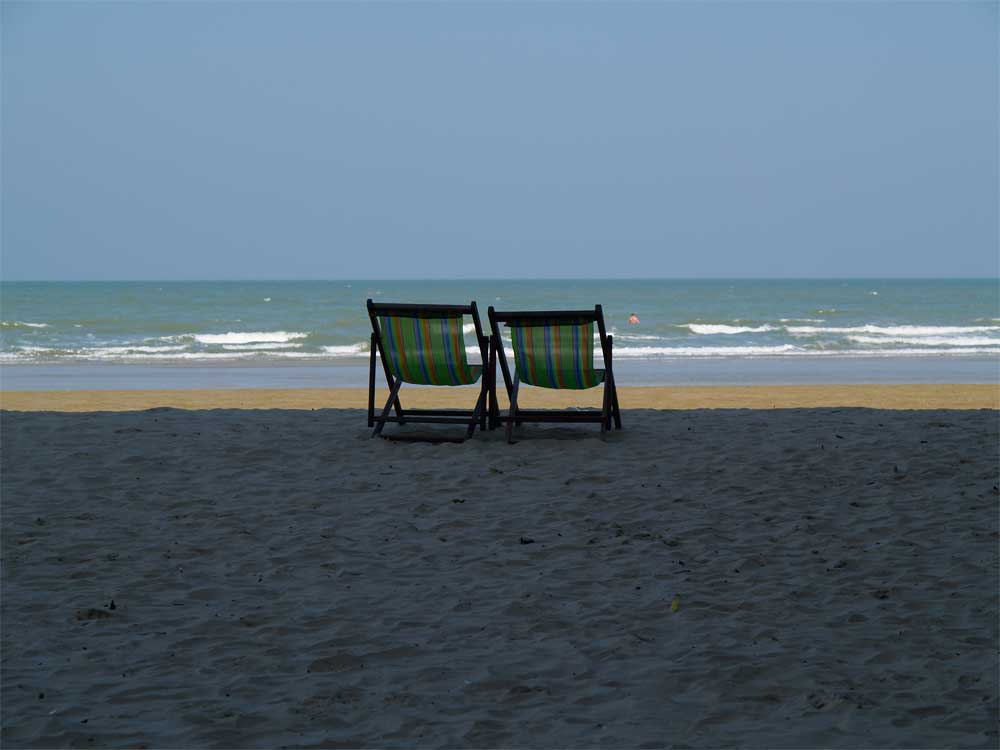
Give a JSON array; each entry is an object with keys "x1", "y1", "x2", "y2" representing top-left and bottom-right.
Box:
[
  {"x1": 221, "y1": 343, "x2": 303, "y2": 351},
  {"x1": 614, "y1": 344, "x2": 798, "y2": 357},
  {"x1": 847, "y1": 335, "x2": 1000, "y2": 347},
  {"x1": 787, "y1": 325, "x2": 1000, "y2": 336},
  {"x1": 189, "y1": 331, "x2": 309, "y2": 345},
  {"x1": 323, "y1": 344, "x2": 368, "y2": 356},
  {"x1": 684, "y1": 324, "x2": 778, "y2": 335}
]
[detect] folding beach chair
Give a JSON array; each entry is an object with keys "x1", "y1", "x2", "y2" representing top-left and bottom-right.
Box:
[
  {"x1": 367, "y1": 299, "x2": 490, "y2": 441},
  {"x1": 487, "y1": 305, "x2": 622, "y2": 443}
]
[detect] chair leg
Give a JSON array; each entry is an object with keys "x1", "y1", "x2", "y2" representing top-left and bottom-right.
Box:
[
  {"x1": 601, "y1": 379, "x2": 611, "y2": 434},
  {"x1": 374, "y1": 346, "x2": 405, "y2": 425},
  {"x1": 488, "y1": 343, "x2": 498, "y2": 430},
  {"x1": 467, "y1": 386, "x2": 487, "y2": 440},
  {"x1": 392, "y1": 388, "x2": 405, "y2": 425},
  {"x1": 605, "y1": 332, "x2": 621, "y2": 430},
  {"x1": 479, "y1": 377, "x2": 488, "y2": 432},
  {"x1": 611, "y1": 378, "x2": 622, "y2": 429},
  {"x1": 493, "y1": 333, "x2": 515, "y2": 428},
  {"x1": 505, "y1": 375, "x2": 520, "y2": 444},
  {"x1": 372, "y1": 377, "x2": 404, "y2": 438},
  {"x1": 368, "y1": 334, "x2": 377, "y2": 428}
]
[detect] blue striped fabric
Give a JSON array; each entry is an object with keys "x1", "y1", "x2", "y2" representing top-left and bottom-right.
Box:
[
  {"x1": 510, "y1": 323, "x2": 605, "y2": 390},
  {"x1": 378, "y1": 314, "x2": 481, "y2": 386}
]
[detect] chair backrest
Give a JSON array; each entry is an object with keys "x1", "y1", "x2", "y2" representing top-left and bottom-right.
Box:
[
  {"x1": 367, "y1": 300, "x2": 484, "y2": 386},
  {"x1": 489, "y1": 307, "x2": 608, "y2": 390}
]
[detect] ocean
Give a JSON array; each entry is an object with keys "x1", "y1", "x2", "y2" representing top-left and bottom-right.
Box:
[{"x1": 2, "y1": 279, "x2": 997, "y2": 389}]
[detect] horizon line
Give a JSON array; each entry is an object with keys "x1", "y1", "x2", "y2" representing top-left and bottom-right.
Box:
[{"x1": 2, "y1": 276, "x2": 997, "y2": 283}]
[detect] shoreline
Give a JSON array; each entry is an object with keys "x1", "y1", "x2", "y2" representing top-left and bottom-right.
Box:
[
  {"x1": 1, "y1": 356, "x2": 997, "y2": 391},
  {"x1": 2, "y1": 383, "x2": 997, "y2": 411}
]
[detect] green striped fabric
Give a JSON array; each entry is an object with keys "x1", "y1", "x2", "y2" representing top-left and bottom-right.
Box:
[
  {"x1": 509, "y1": 323, "x2": 605, "y2": 390},
  {"x1": 378, "y1": 314, "x2": 481, "y2": 386}
]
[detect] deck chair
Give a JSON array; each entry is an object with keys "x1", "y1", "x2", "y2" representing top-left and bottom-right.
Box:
[
  {"x1": 487, "y1": 305, "x2": 622, "y2": 442},
  {"x1": 367, "y1": 299, "x2": 489, "y2": 441}
]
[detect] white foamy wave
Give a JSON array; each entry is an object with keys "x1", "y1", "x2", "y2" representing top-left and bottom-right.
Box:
[
  {"x1": 463, "y1": 323, "x2": 477, "y2": 335},
  {"x1": 615, "y1": 345, "x2": 799, "y2": 357},
  {"x1": 685, "y1": 324, "x2": 777, "y2": 335},
  {"x1": 848, "y1": 335, "x2": 1000, "y2": 347},
  {"x1": 264, "y1": 351, "x2": 359, "y2": 359},
  {"x1": 323, "y1": 343, "x2": 369, "y2": 356},
  {"x1": 221, "y1": 342, "x2": 303, "y2": 351},
  {"x1": 126, "y1": 352, "x2": 264, "y2": 360},
  {"x1": 788, "y1": 325, "x2": 1000, "y2": 336},
  {"x1": 14, "y1": 345, "x2": 59, "y2": 353},
  {"x1": 838, "y1": 348, "x2": 1000, "y2": 356},
  {"x1": 779, "y1": 318, "x2": 825, "y2": 323},
  {"x1": 615, "y1": 333, "x2": 667, "y2": 341},
  {"x1": 8, "y1": 350, "x2": 267, "y2": 361},
  {"x1": 614, "y1": 346, "x2": 1000, "y2": 358},
  {"x1": 464, "y1": 346, "x2": 489, "y2": 361},
  {"x1": 188, "y1": 331, "x2": 309, "y2": 345},
  {"x1": 107, "y1": 350, "x2": 338, "y2": 361},
  {"x1": 1, "y1": 321, "x2": 49, "y2": 328},
  {"x1": 5, "y1": 342, "x2": 998, "y2": 364},
  {"x1": 87, "y1": 345, "x2": 190, "y2": 355}
]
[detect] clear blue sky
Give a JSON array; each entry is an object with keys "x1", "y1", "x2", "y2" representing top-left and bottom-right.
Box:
[{"x1": 2, "y1": 1, "x2": 997, "y2": 280}]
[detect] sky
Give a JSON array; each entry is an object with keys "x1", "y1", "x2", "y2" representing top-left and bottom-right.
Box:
[{"x1": 2, "y1": 1, "x2": 997, "y2": 281}]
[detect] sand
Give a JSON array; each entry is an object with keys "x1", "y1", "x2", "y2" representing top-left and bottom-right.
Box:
[
  {"x1": 2, "y1": 390, "x2": 998, "y2": 748},
  {"x1": 2, "y1": 383, "x2": 998, "y2": 412}
]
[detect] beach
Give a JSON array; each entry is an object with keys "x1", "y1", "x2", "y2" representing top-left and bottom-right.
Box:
[
  {"x1": 2, "y1": 385, "x2": 997, "y2": 748},
  {"x1": 6, "y1": 0, "x2": 998, "y2": 744},
  {"x1": 3, "y1": 383, "x2": 998, "y2": 412}
]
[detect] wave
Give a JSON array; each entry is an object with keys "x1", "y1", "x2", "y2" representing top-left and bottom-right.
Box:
[
  {"x1": 4, "y1": 343, "x2": 998, "y2": 364},
  {"x1": 2, "y1": 349, "x2": 338, "y2": 362},
  {"x1": 86, "y1": 345, "x2": 190, "y2": 354},
  {"x1": 684, "y1": 324, "x2": 777, "y2": 335},
  {"x1": 788, "y1": 325, "x2": 1000, "y2": 336},
  {"x1": 610, "y1": 346, "x2": 1000, "y2": 358},
  {"x1": 1, "y1": 321, "x2": 49, "y2": 328},
  {"x1": 2, "y1": 350, "x2": 260, "y2": 362},
  {"x1": 847, "y1": 335, "x2": 1000, "y2": 347},
  {"x1": 13, "y1": 345, "x2": 63, "y2": 353},
  {"x1": 185, "y1": 331, "x2": 309, "y2": 345},
  {"x1": 614, "y1": 333, "x2": 667, "y2": 341},
  {"x1": 683, "y1": 323, "x2": 1000, "y2": 337},
  {"x1": 221, "y1": 342, "x2": 303, "y2": 351},
  {"x1": 476, "y1": 345, "x2": 1000, "y2": 359},
  {"x1": 323, "y1": 343, "x2": 368, "y2": 356},
  {"x1": 615, "y1": 345, "x2": 798, "y2": 357}
]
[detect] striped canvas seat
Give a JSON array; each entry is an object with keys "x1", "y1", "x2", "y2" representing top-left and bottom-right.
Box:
[
  {"x1": 378, "y1": 314, "x2": 481, "y2": 386},
  {"x1": 509, "y1": 323, "x2": 605, "y2": 390}
]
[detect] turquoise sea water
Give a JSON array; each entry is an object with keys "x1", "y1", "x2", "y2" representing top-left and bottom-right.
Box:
[{"x1": 2, "y1": 280, "x2": 997, "y2": 388}]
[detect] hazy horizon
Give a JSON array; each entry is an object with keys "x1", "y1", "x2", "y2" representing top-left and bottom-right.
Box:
[{"x1": 2, "y1": 275, "x2": 998, "y2": 283}]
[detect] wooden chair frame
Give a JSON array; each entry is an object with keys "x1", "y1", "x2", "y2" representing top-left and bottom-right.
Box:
[
  {"x1": 487, "y1": 305, "x2": 622, "y2": 442},
  {"x1": 367, "y1": 299, "x2": 490, "y2": 441}
]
